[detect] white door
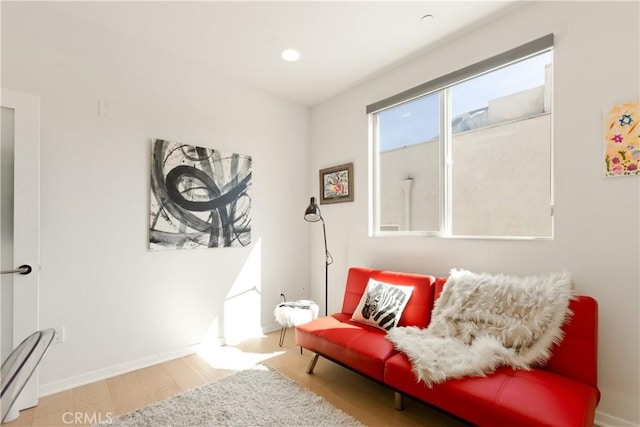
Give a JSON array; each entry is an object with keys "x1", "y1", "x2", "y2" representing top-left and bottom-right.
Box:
[{"x1": 1, "y1": 89, "x2": 41, "y2": 411}]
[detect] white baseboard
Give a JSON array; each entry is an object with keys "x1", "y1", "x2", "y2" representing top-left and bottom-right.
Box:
[
  {"x1": 262, "y1": 322, "x2": 282, "y2": 334},
  {"x1": 38, "y1": 344, "x2": 201, "y2": 397},
  {"x1": 595, "y1": 410, "x2": 638, "y2": 427}
]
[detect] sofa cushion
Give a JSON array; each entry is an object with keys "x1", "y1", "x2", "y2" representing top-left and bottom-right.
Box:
[
  {"x1": 295, "y1": 313, "x2": 395, "y2": 382},
  {"x1": 351, "y1": 279, "x2": 414, "y2": 331},
  {"x1": 384, "y1": 352, "x2": 599, "y2": 427},
  {"x1": 340, "y1": 267, "x2": 436, "y2": 328},
  {"x1": 434, "y1": 280, "x2": 599, "y2": 398}
]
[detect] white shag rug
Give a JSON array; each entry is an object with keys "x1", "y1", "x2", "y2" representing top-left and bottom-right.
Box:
[
  {"x1": 387, "y1": 269, "x2": 574, "y2": 387},
  {"x1": 101, "y1": 366, "x2": 363, "y2": 427}
]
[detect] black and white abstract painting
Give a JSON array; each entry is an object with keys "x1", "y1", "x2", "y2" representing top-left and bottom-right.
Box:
[{"x1": 149, "y1": 138, "x2": 252, "y2": 250}]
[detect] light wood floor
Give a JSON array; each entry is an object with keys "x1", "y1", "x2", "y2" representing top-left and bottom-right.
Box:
[{"x1": 3, "y1": 330, "x2": 467, "y2": 427}]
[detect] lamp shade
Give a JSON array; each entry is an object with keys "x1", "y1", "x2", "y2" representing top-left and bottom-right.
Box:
[{"x1": 304, "y1": 197, "x2": 322, "y2": 222}]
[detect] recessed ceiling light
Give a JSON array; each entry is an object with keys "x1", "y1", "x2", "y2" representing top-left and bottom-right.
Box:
[{"x1": 281, "y1": 49, "x2": 301, "y2": 62}]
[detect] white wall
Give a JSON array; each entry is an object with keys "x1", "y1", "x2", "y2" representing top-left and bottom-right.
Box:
[
  {"x1": 2, "y1": 3, "x2": 311, "y2": 391},
  {"x1": 310, "y1": 1, "x2": 639, "y2": 425}
]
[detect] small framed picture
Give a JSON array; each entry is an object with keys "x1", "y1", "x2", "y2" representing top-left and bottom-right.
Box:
[{"x1": 319, "y1": 162, "x2": 354, "y2": 204}]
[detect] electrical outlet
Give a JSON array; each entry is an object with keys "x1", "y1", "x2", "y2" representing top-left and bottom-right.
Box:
[
  {"x1": 52, "y1": 327, "x2": 65, "y2": 344},
  {"x1": 98, "y1": 100, "x2": 111, "y2": 118}
]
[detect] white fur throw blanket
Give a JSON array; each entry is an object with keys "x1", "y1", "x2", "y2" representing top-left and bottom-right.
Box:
[{"x1": 386, "y1": 269, "x2": 574, "y2": 387}]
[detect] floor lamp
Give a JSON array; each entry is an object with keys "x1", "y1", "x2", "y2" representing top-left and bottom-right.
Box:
[{"x1": 304, "y1": 197, "x2": 333, "y2": 316}]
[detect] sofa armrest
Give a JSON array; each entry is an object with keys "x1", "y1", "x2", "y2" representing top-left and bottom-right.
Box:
[{"x1": 543, "y1": 296, "x2": 599, "y2": 397}]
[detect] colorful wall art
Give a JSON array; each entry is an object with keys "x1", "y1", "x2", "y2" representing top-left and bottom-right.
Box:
[
  {"x1": 604, "y1": 101, "x2": 639, "y2": 177},
  {"x1": 149, "y1": 139, "x2": 252, "y2": 250},
  {"x1": 319, "y1": 162, "x2": 354, "y2": 204}
]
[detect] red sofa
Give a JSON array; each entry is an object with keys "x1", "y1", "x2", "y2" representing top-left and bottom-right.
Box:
[{"x1": 295, "y1": 267, "x2": 600, "y2": 427}]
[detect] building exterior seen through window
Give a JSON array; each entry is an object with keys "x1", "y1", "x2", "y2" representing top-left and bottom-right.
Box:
[{"x1": 371, "y1": 50, "x2": 553, "y2": 238}]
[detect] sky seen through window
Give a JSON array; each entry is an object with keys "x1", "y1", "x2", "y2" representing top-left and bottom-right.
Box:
[{"x1": 378, "y1": 51, "x2": 552, "y2": 152}]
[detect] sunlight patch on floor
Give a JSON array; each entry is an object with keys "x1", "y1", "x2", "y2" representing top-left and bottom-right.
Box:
[{"x1": 196, "y1": 342, "x2": 285, "y2": 371}]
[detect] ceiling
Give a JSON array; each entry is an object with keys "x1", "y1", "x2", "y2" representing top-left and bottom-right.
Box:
[{"x1": 40, "y1": 1, "x2": 521, "y2": 107}]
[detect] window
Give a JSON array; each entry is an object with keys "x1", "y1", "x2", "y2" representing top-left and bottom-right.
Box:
[{"x1": 369, "y1": 35, "x2": 553, "y2": 239}]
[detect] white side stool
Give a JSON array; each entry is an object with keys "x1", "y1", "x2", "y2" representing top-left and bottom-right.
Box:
[{"x1": 274, "y1": 296, "x2": 319, "y2": 348}]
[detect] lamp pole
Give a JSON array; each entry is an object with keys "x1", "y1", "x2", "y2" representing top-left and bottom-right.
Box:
[
  {"x1": 304, "y1": 197, "x2": 332, "y2": 316},
  {"x1": 321, "y1": 218, "x2": 329, "y2": 316}
]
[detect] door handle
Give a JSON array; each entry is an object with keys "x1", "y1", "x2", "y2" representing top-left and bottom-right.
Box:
[{"x1": 0, "y1": 264, "x2": 32, "y2": 275}]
